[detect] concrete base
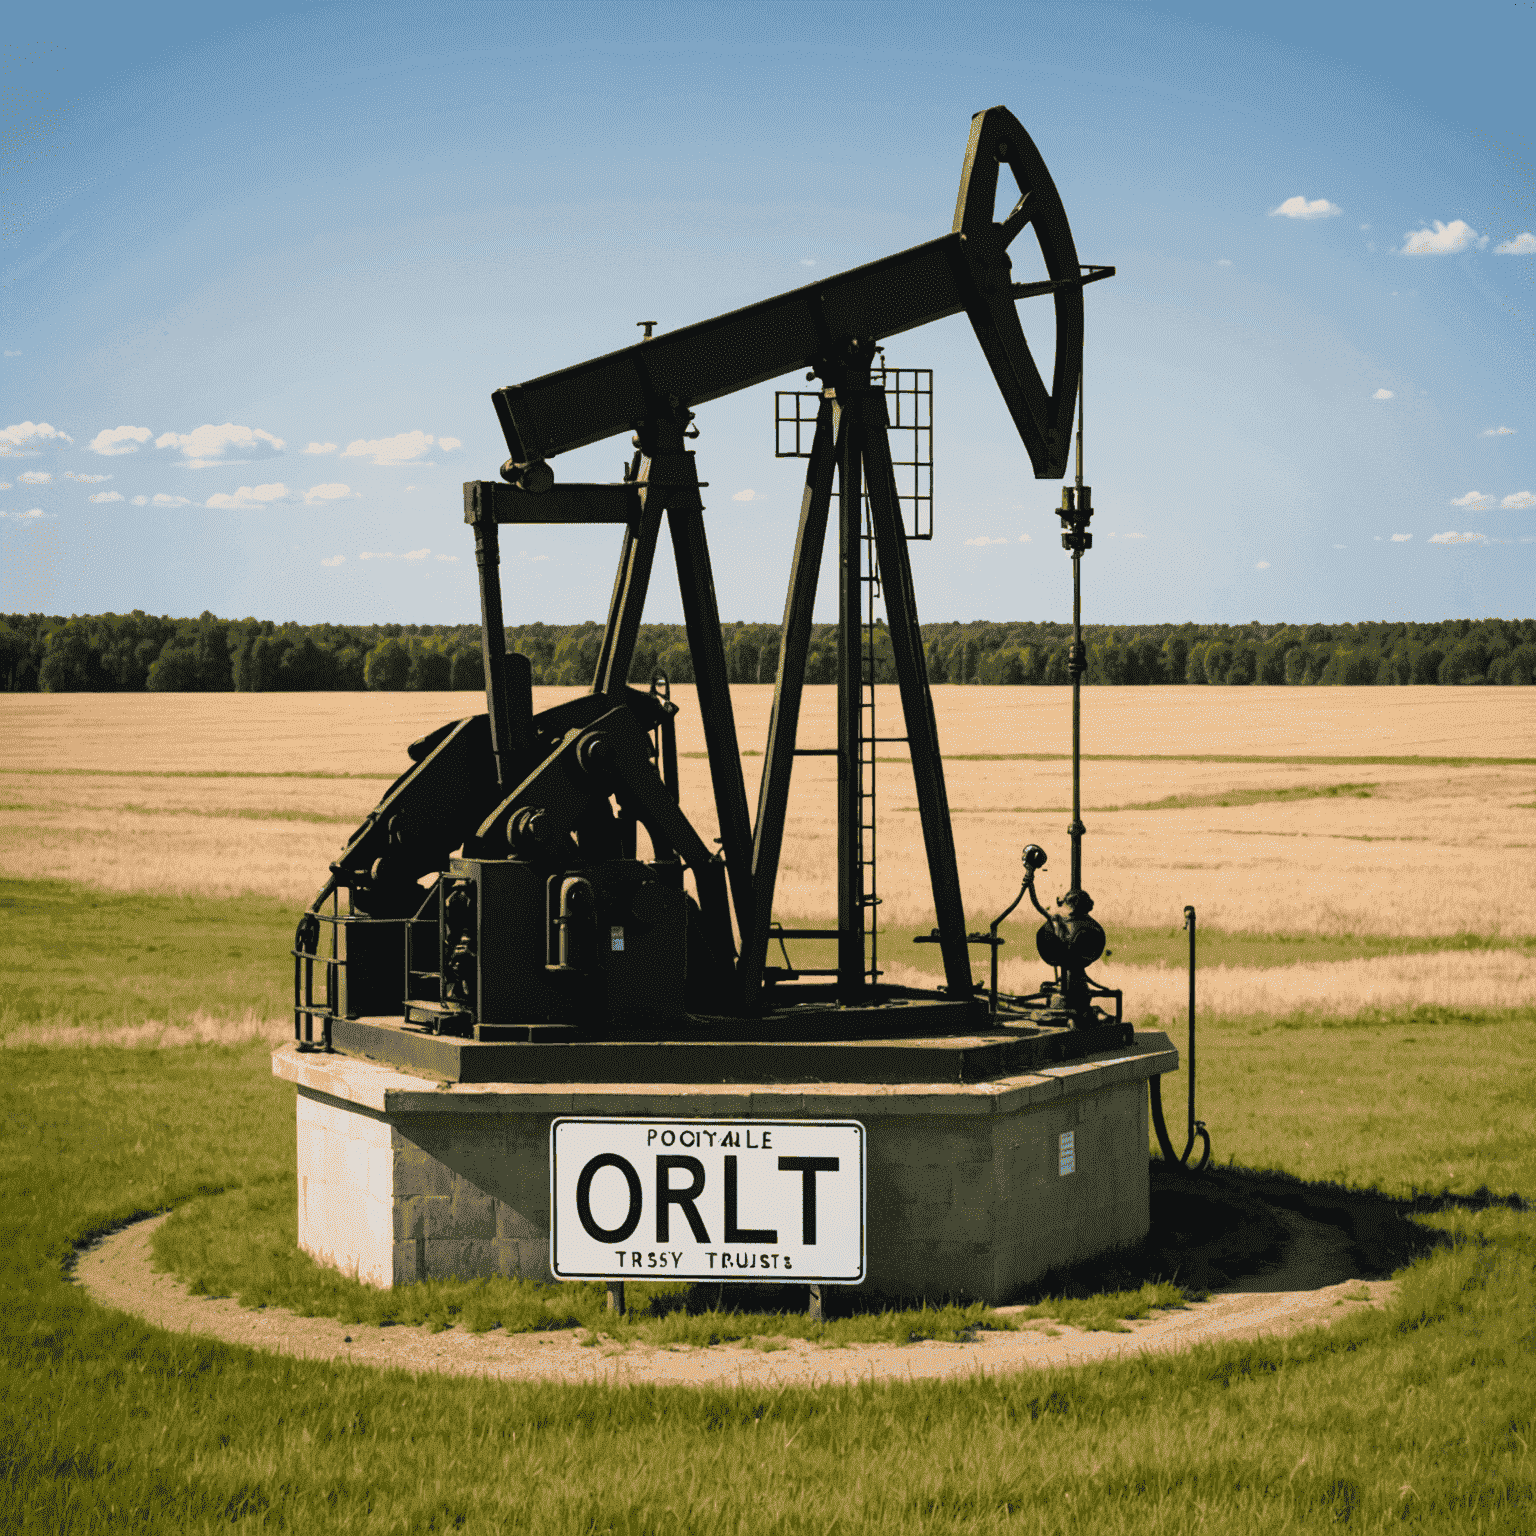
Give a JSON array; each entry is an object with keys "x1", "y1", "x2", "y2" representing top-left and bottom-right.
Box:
[{"x1": 272, "y1": 1032, "x2": 1179, "y2": 1303}]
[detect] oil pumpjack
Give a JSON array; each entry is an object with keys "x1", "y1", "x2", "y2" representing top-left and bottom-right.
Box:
[{"x1": 292, "y1": 105, "x2": 1126, "y2": 1085}]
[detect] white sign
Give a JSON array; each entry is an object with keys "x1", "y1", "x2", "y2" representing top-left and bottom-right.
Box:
[
  {"x1": 550, "y1": 1118, "x2": 865, "y2": 1283},
  {"x1": 1059, "y1": 1130, "x2": 1076, "y2": 1176}
]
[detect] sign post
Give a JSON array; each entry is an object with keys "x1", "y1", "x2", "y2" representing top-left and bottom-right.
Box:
[{"x1": 551, "y1": 1118, "x2": 865, "y2": 1285}]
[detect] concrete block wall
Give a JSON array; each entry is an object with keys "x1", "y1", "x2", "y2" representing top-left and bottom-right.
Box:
[
  {"x1": 987, "y1": 1077, "x2": 1150, "y2": 1296},
  {"x1": 390, "y1": 1113, "x2": 553, "y2": 1285},
  {"x1": 278, "y1": 1032, "x2": 1176, "y2": 1303},
  {"x1": 296, "y1": 1090, "x2": 395, "y2": 1286}
]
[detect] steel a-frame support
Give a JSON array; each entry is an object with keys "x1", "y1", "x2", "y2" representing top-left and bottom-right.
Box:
[
  {"x1": 593, "y1": 414, "x2": 756, "y2": 967},
  {"x1": 740, "y1": 352, "x2": 972, "y2": 1005},
  {"x1": 465, "y1": 413, "x2": 754, "y2": 1013}
]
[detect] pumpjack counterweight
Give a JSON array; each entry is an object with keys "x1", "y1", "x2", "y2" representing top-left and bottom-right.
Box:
[{"x1": 291, "y1": 106, "x2": 1124, "y2": 1081}]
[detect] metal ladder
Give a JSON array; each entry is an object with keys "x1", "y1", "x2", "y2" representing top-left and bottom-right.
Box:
[{"x1": 857, "y1": 504, "x2": 882, "y2": 985}]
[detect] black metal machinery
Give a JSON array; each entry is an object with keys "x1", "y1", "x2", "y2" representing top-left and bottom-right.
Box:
[{"x1": 293, "y1": 105, "x2": 1132, "y2": 1083}]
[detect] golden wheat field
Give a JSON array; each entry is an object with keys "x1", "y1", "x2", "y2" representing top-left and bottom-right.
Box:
[
  {"x1": 4, "y1": 685, "x2": 1533, "y2": 1020},
  {"x1": 3, "y1": 685, "x2": 1531, "y2": 930}
]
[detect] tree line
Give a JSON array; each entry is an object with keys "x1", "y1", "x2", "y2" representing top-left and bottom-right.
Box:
[{"x1": 1, "y1": 611, "x2": 1532, "y2": 692}]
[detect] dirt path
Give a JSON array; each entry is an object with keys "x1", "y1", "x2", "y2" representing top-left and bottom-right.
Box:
[{"x1": 72, "y1": 1210, "x2": 1396, "y2": 1388}]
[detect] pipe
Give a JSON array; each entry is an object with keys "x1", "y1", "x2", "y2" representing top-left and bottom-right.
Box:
[{"x1": 1150, "y1": 904, "x2": 1211, "y2": 1172}]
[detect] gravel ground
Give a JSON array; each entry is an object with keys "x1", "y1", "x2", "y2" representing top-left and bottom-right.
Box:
[{"x1": 72, "y1": 1210, "x2": 1396, "y2": 1388}]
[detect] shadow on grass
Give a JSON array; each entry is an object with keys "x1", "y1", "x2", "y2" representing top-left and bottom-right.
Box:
[
  {"x1": 784, "y1": 1161, "x2": 1485, "y2": 1319},
  {"x1": 1073, "y1": 1160, "x2": 1528, "y2": 1303}
]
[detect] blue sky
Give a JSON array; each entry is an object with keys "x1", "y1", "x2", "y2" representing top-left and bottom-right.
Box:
[{"x1": 3, "y1": 0, "x2": 1533, "y2": 628}]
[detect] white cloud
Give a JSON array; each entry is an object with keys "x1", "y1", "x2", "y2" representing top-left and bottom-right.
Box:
[
  {"x1": 89, "y1": 490, "x2": 124, "y2": 503},
  {"x1": 3, "y1": 350, "x2": 19, "y2": 357},
  {"x1": 1373, "y1": 388, "x2": 1394, "y2": 400},
  {"x1": 65, "y1": 471, "x2": 111, "y2": 482},
  {"x1": 88, "y1": 424, "x2": 151, "y2": 456},
  {"x1": 1270, "y1": 196, "x2": 1341, "y2": 220},
  {"x1": 303, "y1": 441, "x2": 338, "y2": 455},
  {"x1": 1391, "y1": 533, "x2": 1412, "y2": 542},
  {"x1": 303, "y1": 482, "x2": 356, "y2": 504},
  {"x1": 800, "y1": 258, "x2": 816, "y2": 266},
  {"x1": 151, "y1": 494, "x2": 190, "y2": 507},
  {"x1": 1429, "y1": 530, "x2": 1487, "y2": 545},
  {"x1": 156, "y1": 423, "x2": 284, "y2": 466},
  {"x1": 1401, "y1": 220, "x2": 1486, "y2": 255},
  {"x1": 19, "y1": 469, "x2": 51, "y2": 485},
  {"x1": 130, "y1": 495, "x2": 149, "y2": 506},
  {"x1": 1215, "y1": 258, "x2": 1233, "y2": 267},
  {"x1": 341, "y1": 430, "x2": 438, "y2": 466},
  {"x1": 732, "y1": 489, "x2": 764, "y2": 502},
  {"x1": 0, "y1": 481, "x2": 8, "y2": 490},
  {"x1": 437, "y1": 437, "x2": 462, "y2": 453},
  {"x1": 362, "y1": 546, "x2": 445, "y2": 563},
  {"x1": 1359, "y1": 223, "x2": 1371, "y2": 232},
  {"x1": 321, "y1": 555, "x2": 346, "y2": 567},
  {"x1": 1017, "y1": 533, "x2": 1032, "y2": 543},
  {"x1": 1494, "y1": 232, "x2": 1536, "y2": 255},
  {"x1": 1502, "y1": 491, "x2": 1536, "y2": 510},
  {"x1": 1, "y1": 508, "x2": 46, "y2": 520},
  {"x1": 1123, "y1": 531, "x2": 1147, "y2": 539},
  {"x1": 1254, "y1": 561, "x2": 1270, "y2": 569},
  {"x1": 434, "y1": 553, "x2": 458, "y2": 562},
  {"x1": 1481, "y1": 426, "x2": 1516, "y2": 437},
  {"x1": 3, "y1": 420, "x2": 74, "y2": 454},
  {"x1": 964, "y1": 535, "x2": 1010, "y2": 546},
  {"x1": 204, "y1": 482, "x2": 292, "y2": 510},
  {"x1": 1332, "y1": 543, "x2": 1346, "y2": 549},
  {"x1": 1450, "y1": 490, "x2": 1492, "y2": 510}
]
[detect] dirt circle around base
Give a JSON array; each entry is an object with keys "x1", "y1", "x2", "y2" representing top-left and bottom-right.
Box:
[{"x1": 72, "y1": 1210, "x2": 1397, "y2": 1388}]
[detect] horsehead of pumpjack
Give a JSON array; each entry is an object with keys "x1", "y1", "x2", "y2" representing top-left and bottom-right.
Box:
[{"x1": 293, "y1": 106, "x2": 1117, "y2": 1049}]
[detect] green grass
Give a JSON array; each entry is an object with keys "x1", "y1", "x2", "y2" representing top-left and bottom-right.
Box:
[
  {"x1": 678, "y1": 751, "x2": 1536, "y2": 767},
  {"x1": 790, "y1": 917, "x2": 1536, "y2": 979},
  {"x1": 0, "y1": 878, "x2": 294, "y2": 1039},
  {"x1": 930, "y1": 751, "x2": 1536, "y2": 767},
  {"x1": 151, "y1": 1179, "x2": 1189, "y2": 1345},
  {"x1": 3, "y1": 877, "x2": 1530, "y2": 1051},
  {"x1": 932, "y1": 781, "x2": 1381, "y2": 813},
  {"x1": 4, "y1": 1008, "x2": 1536, "y2": 1531},
  {"x1": 1119, "y1": 781, "x2": 1376, "y2": 810},
  {"x1": 1, "y1": 797, "x2": 357, "y2": 824}
]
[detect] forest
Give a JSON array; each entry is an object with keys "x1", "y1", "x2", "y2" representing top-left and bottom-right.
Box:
[{"x1": 1, "y1": 610, "x2": 1532, "y2": 691}]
